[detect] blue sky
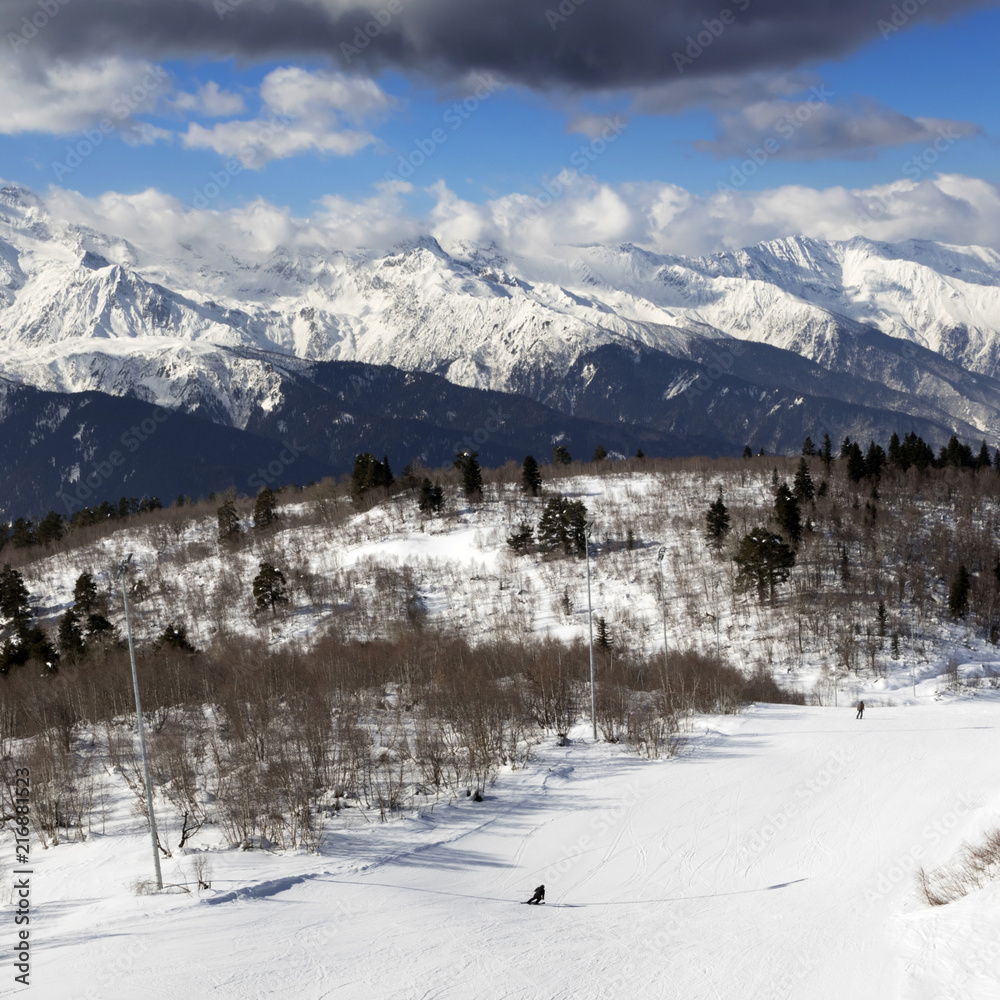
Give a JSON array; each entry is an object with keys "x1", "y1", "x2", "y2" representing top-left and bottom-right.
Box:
[{"x1": 1, "y1": 0, "x2": 998, "y2": 253}]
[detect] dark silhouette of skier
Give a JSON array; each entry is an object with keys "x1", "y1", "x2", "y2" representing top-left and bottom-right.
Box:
[
  {"x1": 856, "y1": 700, "x2": 865, "y2": 720},
  {"x1": 524, "y1": 884, "x2": 545, "y2": 904}
]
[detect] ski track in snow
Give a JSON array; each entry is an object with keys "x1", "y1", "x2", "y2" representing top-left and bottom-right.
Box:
[{"x1": 11, "y1": 698, "x2": 1000, "y2": 999}]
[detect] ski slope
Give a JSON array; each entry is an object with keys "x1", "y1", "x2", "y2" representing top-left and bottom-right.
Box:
[{"x1": 19, "y1": 696, "x2": 1000, "y2": 999}]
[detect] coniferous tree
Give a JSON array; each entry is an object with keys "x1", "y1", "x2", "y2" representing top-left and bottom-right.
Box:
[
  {"x1": 864, "y1": 441, "x2": 886, "y2": 480},
  {"x1": 801, "y1": 436, "x2": 817, "y2": 457},
  {"x1": 73, "y1": 572, "x2": 100, "y2": 617},
  {"x1": 635, "y1": 448, "x2": 645, "y2": 460},
  {"x1": 591, "y1": 445, "x2": 607, "y2": 463},
  {"x1": 773, "y1": 482, "x2": 802, "y2": 545},
  {"x1": 351, "y1": 452, "x2": 394, "y2": 503},
  {"x1": 0, "y1": 565, "x2": 32, "y2": 633},
  {"x1": 83, "y1": 612, "x2": 118, "y2": 649},
  {"x1": 742, "y1": 445, "x2": 753, "y2": 459},
  {"x1": 252, "y1": 486, "x2": 279, "y2": 531},
  {"x1": 58, "y1": 608, "x2": 86, "y2": 661},
  {"x1": 521, "y1": 455, "x2": 542, "y2": 496},
  {"x1": 734, "y1": 529, "x2": 796, "y2": 604},
  {"x1": 596, "y1": 616, "x2": 612, "y2": 649},
  {"x1": 976, "y1": 440, "x2": 992, "y2": 470},
  {"x1": 154, "y1": 622, "x2": 198, "y2": 652},
  {"x1": 507, "y1": 523, "x2": 534, "y2": 554},
  {"x1": 454, "y1": 451, "x2": 484, "y2": 500},
  {"x1": 11, "y1": 518, "x2": 35, "y2": 549},
  {"x1": 792, "y1": 458, "x2": 815, "y2": 504},
  {"x1": 537, "y1": 496, "x2": 588, "y2": 557},
  {"x1": 552, "y1": 445, "x2": 572, "y2": 465},
  {"x1": 217, "y1": 500, "x2": 241, "y2": 543},
  {"x1": 418, "y1": 478, "x2": 444, "y2": 514},
  {"x1": 948, "y1": 563, "x2": 971, "y2": 618},
  {"x1": 252, "y1": 562, "x2": 289, "y2": 612},
  {"x1": 705, "y1": 490, "x2": 731, "y2": 550},
  {"x1": 0, "y1": 522, "x2": 8, "y2": 554},
  {"x1": 820, "y1": 433, "x2": 833, "y2": 470},
  {"x1": 37, "y1": 511, "x2": 65, "y2": 547}
]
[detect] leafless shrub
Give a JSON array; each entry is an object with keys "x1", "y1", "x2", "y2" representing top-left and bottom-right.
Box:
[{"x1": 918, "y1": 827, "x2": 1000, "y2": 905}]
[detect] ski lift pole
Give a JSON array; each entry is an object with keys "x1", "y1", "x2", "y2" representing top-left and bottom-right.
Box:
[
  {"x1": 658, "y1": 547, "x2": 668, "y2": 700},
  {"x1": 118, "y1": 555, "x2": 163, "y2": 891},
  {"x1": 585, "y1": 522, "x2": 597, "y2": 741}
]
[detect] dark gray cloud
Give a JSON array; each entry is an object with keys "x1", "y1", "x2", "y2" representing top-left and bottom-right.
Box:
[{"x1": 5, "y1": 0, "x2": 996, "y2": 94}]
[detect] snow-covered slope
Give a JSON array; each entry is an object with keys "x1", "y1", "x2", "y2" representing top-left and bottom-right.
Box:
[{"x1": 1, "y1": 183, "x2": 999, "y2": 444}]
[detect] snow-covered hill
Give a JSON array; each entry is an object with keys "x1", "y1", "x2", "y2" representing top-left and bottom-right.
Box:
[{"x1": 1, "y1": 182, "x2": 999, "y2": 445}]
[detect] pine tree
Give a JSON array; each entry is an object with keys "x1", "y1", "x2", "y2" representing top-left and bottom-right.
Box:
[
  {"x1": 252, "y1": 562, "x2": 289, "y2": 612},
  {"x1": 876, "y1": 601, "x2": 888, "y2": 641},
  {"x1": 742, "y1": 445, "x2": 753, "y2": 459},
  {"x1": 773, "y1": 482, "x2": 802, "y2": 545},
  {"x1": 977, "y1": 440, "x2": 992, "y2": 470},
  {"x1": 596, "y1": 616, "x2": 612, "y2": 649},
  {"x1": 591, "y1": 445, "x2": 607, "y2": 463},
  {"x1": 418, "y1": 478, "x2": 444, "y2": 514},
  {"x1": 820, "y1": 433, "x2": 833, "y2": 469},
  {"x1": 217, "y1": 500, "x2": 241, "y2": 543},
  {"x1": 801, "y1": 436, "x2": 817, "y2": 457},
  {"x1": 73, "y1": 572, "x2": 100, "y2": 617},
  {"x1": 454, "y1": 451, "x2": 484, "y2": 500},
  {"x1": 552, "y1": 445, "x2": 572, "y2": 465},
  {"x1": 948, "y1": 563, "x2": 971, "y2": 618},
  {"x1": 252, "y1": 486, "x2": 279, "y2": 530},
  {"x1": 635, "y1": 448, "x2": 645, "y2": 460},
  {"x1": 537, "y1": 496, "x2": 588, "y2": 557},
  {"x1": 154, "y1": 622, "x2": 198, "y2": 652},
  {"x1": 792, "y1": 458, "x2": 815, "y2": 504},
  {"x1": 705, "y1": 490, "x2": 731, "y2": 550},
  {"x1": 734, "y1": 529, "x2": 796, "y2": 604},
  {"x1": 11, "y1": 518, "x2": 35, "y2": 549},
  {"x1": 37, "y1": 511, "x2": 65, "y2": 547},
  {"x1": 0, "y1": 522, "x2": 8, "y2": 555},
  {"x1": 58, "y1": 608, "x2": 85, "y2": 661},
  {"x1": 521, "y1": 455, "x2": 542, "y2": 496},
  {"x1": 351, "y1": 453, "x2": 394, "y2": 503},
  {"x1": 507, "y1": 523, "x2": 534, "y2": 554},
  {"x1": 0, "y1": 565, "x2": 32, "y2": 633}
]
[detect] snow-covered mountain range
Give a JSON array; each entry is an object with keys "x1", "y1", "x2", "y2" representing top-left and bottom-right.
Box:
[{"x1": 1, "y1": 180, "x2": 999, "y2": 512}]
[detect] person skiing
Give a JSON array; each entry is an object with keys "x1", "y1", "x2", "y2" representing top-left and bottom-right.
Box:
[
  {"x1": 856, "y1": 700, "x2": 865, "y2": 720},
  {"x1": 525, "y1": 884, "x2": 545, "y2": 904}
]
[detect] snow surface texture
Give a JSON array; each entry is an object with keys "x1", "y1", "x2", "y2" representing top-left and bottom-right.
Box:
[
  {"x1": 8, "y1": 701, "x2": 1000, "y2": 999},
  {"x1": 1, "y1": 183, "x2": 1000, "y2": 429}
]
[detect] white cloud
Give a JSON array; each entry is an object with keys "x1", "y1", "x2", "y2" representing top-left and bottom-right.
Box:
[
  {"x1": 181, "y1": 67, "x2": 393, "y2": 168},
  {"x1": 0, "y1": 58, "x2": 172, "y2": 142},
  {"x1": 38, "y1": 174, "x2": 1000, "y2": 267},
  {"x1": 168, "y1": 82, "x2": 247, "y2": 118}
]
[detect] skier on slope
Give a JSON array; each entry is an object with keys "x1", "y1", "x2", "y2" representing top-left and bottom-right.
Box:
[
  {"x1": 856, "y1": 700, "x2": 865, "y2": 720},
  {"x1": 525, "y1": 884, "x2": 545, "y2": 904}
]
